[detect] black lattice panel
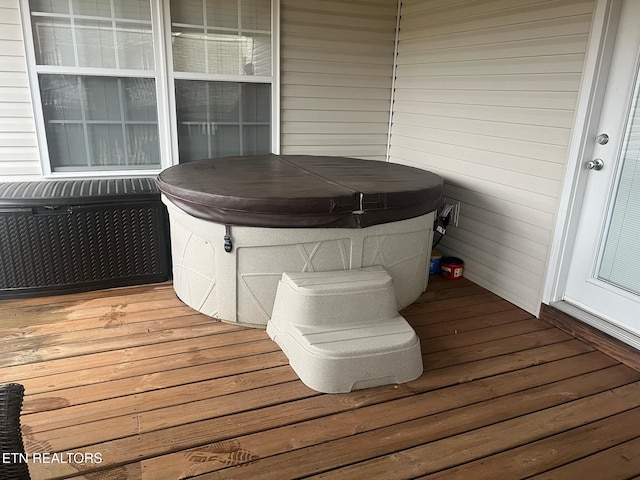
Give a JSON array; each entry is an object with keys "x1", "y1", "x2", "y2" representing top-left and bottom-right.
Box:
[{"x1": 0, "y1": 202, "x2": 169, "y2": 295}]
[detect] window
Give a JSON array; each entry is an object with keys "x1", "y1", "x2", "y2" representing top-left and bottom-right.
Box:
[{"x1": 22, "y1": 0, "x2": 277, "y2": 175}]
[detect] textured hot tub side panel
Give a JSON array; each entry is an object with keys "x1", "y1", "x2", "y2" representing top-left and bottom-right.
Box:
[
  {"x1": 166, "y1": 212, "x2": 220, "y2": 317},
  {"x1": 163, "y1": 195, "x2": 435, "y2": 327}
]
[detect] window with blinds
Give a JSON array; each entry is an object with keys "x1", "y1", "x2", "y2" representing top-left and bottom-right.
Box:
[{"x1": 22, "y1": 0, "x2": 275, "y2": 174}]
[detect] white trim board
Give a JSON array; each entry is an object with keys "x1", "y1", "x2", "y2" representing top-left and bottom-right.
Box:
[
  {"x1": 550, "y1": 300, "x2": 640, "y2": 350},
  {"x1": 543, "y1": 0, "x2": 622, "y2": 304}
]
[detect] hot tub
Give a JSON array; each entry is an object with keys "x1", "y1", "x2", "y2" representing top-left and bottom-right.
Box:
[{"x1": 157, "y1": 155, "x2": 443, "y2": 327}]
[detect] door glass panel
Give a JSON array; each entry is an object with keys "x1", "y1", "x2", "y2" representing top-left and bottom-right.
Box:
[{"x1": 598, "y1": 65, "x2": 640, "y2": 295}]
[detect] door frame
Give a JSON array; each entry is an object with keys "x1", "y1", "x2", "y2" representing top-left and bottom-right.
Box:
[{"x1": 542, "y1": 0, "x2": 640, "y2": 347}]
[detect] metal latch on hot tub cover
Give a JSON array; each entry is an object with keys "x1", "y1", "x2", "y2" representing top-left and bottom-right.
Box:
[
  {"x1": 224, "y1": 225, "x2": 233, "y2": 253},
  {"x1": 352, "y1": 192, "x2": 365, "y2": 214}
]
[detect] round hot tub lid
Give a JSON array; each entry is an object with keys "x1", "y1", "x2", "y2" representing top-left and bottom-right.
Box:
[{"x1": 157, "y1": 154, "x2": 444, "y2": 228}]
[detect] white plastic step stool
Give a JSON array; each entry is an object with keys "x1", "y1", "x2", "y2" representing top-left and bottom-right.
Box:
[{"x1": 266, "y1": 266, "x2": 423, "y2": 393}]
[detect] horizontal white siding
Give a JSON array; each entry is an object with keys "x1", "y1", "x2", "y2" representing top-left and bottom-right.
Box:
[
  {"x1": 389, "y1": 0, "x2": 595, "y2": 314},
  {"x1": 0, "y1": 0, "x2": 41, "y2": 181},
  {"x1": 280, "y1": 0, "x2": 397, "y2": 161}
]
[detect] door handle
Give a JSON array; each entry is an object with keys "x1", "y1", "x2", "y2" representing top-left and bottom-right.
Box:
[{"x1": 586, "y1": 158, "x2": 605, "y2": 170}]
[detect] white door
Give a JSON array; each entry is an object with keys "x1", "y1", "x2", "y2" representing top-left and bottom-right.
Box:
[{"x1": 564, "y1": 0, "x2": 640, "y2": 337}]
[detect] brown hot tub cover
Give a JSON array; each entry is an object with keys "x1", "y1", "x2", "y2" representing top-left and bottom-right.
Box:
[{"x1": 157, "y1": 155, "x2": 444, "y2": 228}]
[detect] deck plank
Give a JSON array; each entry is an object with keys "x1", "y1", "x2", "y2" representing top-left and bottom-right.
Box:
[
  {"x1": 402, "y1": 292, "x2": 501, "y2": 316},
  {"x1": 1, "y1": 277, "x2": 640, "y2": 479},
  {"x1": 0, "y1": 283, "x2": 174, "y2": 311},
  {"x1": 135, "y1": 355, "x2": 632, "y2": 479},
  {"x1": 305, "y1": 382, "x2": 640, "y2": 480},
  {"x1": 0, "y1": 322, "x2": 248, "y2": 366},
  {"x1": 10, "y1": 338, "x2": 281, "y2": 396},
  {"x1": 528, "y1": 435, "x2": 640, "y2": 480},
  {"x1": 413, "y1": 308, "x2": 532, "y2": 338},
  {"x1": 23, "y1": 352, "x2": 290, "y2": 429},
  {"x1": 0, "y1": 304, "x2": 199, "y2": 339},
  {"x1": 404, "y1": 299, "x2": 523, "y2": 325},
  {"x1": 421, "y1": 318, "x2": 552, "y2": 353},
  {"x1": 0, "y1": 327, "x2": 265, "y2": 378},
  {"x1": 422, "y1": 407, "x2": 640, "y2": 479},
  {"x1": 422, "y1": 328, "x2": 573, "y2": 369},
  {"x1": 0, "y1": 314, "x2": 213, "y2": 352},
  {"x1": 191, "y1": 371, "x2": 640, "y2": 480}
]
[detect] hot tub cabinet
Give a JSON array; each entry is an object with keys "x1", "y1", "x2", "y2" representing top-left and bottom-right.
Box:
[
  {"x1": 164, "y1": 199, "x2": 435, "y2": 327},
  {"x1": 158, "y1": 155, "x2": 443, "y2": 327}
]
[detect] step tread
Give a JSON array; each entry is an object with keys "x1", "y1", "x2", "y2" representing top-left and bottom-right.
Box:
[{"x1": 282, "y1": 266, "x2": 393, "y2": 295}]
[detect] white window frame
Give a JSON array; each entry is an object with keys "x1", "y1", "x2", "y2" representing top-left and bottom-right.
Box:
[{"x1": 19, "y1": 0, "x2": 280, "y2": 178}]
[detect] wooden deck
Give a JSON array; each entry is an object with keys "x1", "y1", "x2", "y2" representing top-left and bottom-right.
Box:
[{"x1": 2, "y1": 276, "x2": 640, "y2": 479}]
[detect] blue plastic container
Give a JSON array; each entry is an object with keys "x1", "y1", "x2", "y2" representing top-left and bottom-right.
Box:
[{"x1": 429, "y1": 250, "x2": 442, "y2": 274}]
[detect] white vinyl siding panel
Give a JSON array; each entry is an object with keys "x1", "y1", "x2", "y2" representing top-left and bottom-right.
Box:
[
  {"x1": 280, "y1": 0, "x2": 397, "y2": 161},
  {"x1": 0, "y1": 0, "x2": 41, "y2": 180},
  {"x1": 389, "y1": 0, "x2": 595, "y2": 314}
]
